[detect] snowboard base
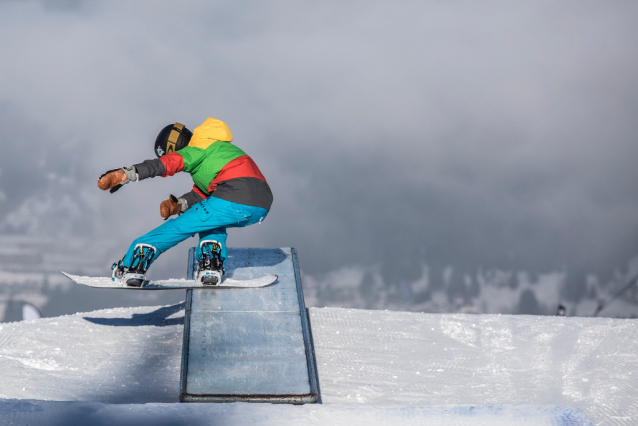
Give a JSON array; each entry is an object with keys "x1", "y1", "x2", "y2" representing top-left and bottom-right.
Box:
[{"x1": 61, "y1": 272, "x2": 278, "y2": 289}]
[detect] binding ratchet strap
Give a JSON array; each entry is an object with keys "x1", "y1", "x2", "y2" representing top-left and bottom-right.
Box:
[{"x1": 167, "y1": 122, "x2": 185, "y2": 154}]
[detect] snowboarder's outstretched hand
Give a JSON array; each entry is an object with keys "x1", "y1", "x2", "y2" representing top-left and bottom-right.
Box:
[
  {"x1": 98, "y1": 169, "x2": 128, "y2": 193},
  {"x1": 98, "y1": 167, "x2": 137, "y2": 193},
  {"x1": 160, "y1": 194, "x2": 183, "y2": 220}
]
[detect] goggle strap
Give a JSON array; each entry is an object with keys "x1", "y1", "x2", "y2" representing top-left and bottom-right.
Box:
[{"x1": 167, "y1": 122, "x2": 186, "y2": 153}]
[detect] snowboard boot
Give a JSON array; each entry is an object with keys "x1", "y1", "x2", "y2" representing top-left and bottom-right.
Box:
[
  {"x1": 196, "y1": 240, "x2": 224, "y2": 286},
  {"x1": 111, "y1": 244, "x2": 156, "y2": 287}
]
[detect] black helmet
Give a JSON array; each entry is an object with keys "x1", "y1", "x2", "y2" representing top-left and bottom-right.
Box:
[{"x1": 154, "y1": 123, "x2": 192, "y2": 158}]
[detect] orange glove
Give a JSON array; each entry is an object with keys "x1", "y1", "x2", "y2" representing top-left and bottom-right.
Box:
[
  {"x1": 98, "y1": 169, "x2": 129, "y2": 193},
  {"x1": 160, "y1": 195, "x2": 183, "y2": 220}
]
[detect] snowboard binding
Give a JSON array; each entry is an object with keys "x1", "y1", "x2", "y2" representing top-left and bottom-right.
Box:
[
  {"x1": 196, "y1": 240, "x2": 224, "y2": 286},
  {"x1": 112, "y1": 244, "x2": 156, "y2": 287}
]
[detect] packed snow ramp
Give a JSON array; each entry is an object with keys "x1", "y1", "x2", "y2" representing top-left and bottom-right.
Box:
[{"x1": 180, "y1": 247, "x2": 319, "y2": 403}]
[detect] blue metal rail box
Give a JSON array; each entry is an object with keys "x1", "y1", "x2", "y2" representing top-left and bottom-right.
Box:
[{"x1": 180, "y1": 247, "x2": 318, "y2": 403}]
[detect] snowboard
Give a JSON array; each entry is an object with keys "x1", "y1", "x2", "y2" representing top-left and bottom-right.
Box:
[{"x1": 61, "y1": 272, "x2": 278, "y2": 290}]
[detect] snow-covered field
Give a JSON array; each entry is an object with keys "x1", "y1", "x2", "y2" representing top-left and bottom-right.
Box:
[{"x1": 0, "y1": 305, "x2": 636, "y2": 425}]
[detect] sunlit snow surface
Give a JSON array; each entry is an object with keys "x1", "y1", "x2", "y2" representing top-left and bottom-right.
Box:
[{"x1": 0, "y1": 305, "x2": 636, "y2": 425}]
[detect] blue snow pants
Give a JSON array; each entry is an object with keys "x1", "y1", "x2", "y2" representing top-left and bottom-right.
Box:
[{"x1": 122, "y1": 196, "x2": 268, "y2": 269}]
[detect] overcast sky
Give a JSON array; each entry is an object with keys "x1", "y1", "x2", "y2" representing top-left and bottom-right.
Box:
[{"x1": 1, "y1": 0, "x2": 637, "y2": 306}]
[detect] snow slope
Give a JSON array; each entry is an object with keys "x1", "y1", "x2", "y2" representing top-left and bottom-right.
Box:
[
  {"x1": 0, "y1": 305, "x2": 636, "y2": 425},
  {"x1": 0, "y1": 401, "x2": 590, "y2": 426}
]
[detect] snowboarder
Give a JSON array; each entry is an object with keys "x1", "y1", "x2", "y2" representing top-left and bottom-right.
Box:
[{"x1": 97, "y1": 118, "x2": 273, "y2": 287}]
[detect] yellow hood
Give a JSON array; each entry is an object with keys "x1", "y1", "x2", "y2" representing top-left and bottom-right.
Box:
[{"x1": 188, "y1": 117, "x2": 233, "y2": 149}]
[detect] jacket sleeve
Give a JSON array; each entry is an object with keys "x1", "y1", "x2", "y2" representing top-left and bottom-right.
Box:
[
  {"x1": 179, "y1": 186, "x2": 206, "y2": 210},
  {"x1": 159, "y1": 152, "x2": 185, "y2": 177},
  {"x1": 136, "y1": 147, "x2": 205, "y2": 179},
  {"x1": 133, "y1": 159, "x2": 166, "y2": 180}
]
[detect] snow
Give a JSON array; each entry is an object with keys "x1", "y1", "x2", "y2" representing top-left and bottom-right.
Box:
[
  {"x1": 0, "y1": 400, "x2": 590, "y2": 425},
  {"x1": 0, "y1": 305, "x2": 636, "y2": 425},
  {"x1": 21, "y1": 303, "x2": 41, "y2": 321}
]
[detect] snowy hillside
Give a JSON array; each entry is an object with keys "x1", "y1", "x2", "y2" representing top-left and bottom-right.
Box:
[
  {"x1": 4, "y1": 261, "x2": 638, "y2": 323},
  {"x1": 0, "y1": 305, "x2": 636, "y2": 424},
  {"x1": 302, "y1": 260, "x2": 638, "y2": 317},
  {"x1": 3, "y1": 235, "x2": 638, "y2": 322}
]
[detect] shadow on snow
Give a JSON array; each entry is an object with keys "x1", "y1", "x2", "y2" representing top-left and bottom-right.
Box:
[{"x1": 83, "y1": 302, "x2": 185, "y2": 327}]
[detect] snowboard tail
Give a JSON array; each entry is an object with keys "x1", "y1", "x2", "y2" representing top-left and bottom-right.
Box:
[{"x1": 61, "y1": 272, "x2": 277, "y2": 289}]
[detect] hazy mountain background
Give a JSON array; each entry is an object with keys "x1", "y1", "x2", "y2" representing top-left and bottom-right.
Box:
[{"x1": 1, "y1": 0, "x2": 638, "y2": 320}]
